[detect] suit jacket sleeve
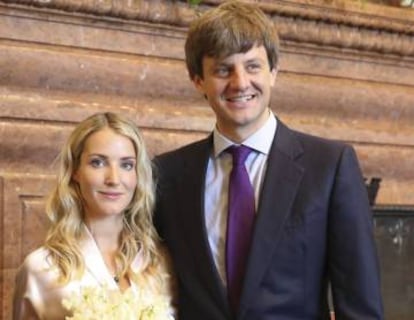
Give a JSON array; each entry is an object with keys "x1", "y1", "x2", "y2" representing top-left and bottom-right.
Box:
[{"x1": 329, "y1": 146, "x2": 383, "y2": 319}]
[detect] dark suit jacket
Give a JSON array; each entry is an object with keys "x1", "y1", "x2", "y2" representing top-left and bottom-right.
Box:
[{"x1": 154, "y1": 120, "x2": 383, "y2": 320}]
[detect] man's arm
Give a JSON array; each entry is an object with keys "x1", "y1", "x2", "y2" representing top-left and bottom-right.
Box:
[{"x1": 328, "y1": 145, "x2": 384, "y2": 319}]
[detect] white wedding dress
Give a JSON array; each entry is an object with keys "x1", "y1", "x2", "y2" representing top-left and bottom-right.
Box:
[{"x1": 13, "y1": 226, "x2": 174, "y2": 320}]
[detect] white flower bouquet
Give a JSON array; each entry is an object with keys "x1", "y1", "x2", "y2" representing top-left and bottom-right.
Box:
[{"x1": 63, "y1": 285, "x2": 174, "y2": 320}]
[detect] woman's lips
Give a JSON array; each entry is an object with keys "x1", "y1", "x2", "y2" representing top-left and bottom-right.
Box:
[{"x1": 99, "y1": 191, "x2": 123, "y2": 200}]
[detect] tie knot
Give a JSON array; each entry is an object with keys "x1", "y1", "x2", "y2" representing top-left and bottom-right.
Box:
[{"x1": 228, "y1": 145, "x2": 252, "y2": 166}]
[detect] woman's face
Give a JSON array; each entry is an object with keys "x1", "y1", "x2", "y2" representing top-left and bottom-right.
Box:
[{"x1": 73, "y1": 127, "x2": 137, "y2": 220}]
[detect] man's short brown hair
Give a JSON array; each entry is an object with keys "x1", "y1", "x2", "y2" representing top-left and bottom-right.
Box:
[{"x1": 185, "y1": 0, "x2": 279, "y2": 80}]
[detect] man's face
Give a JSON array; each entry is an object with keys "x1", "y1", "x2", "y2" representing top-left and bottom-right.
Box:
[{"x1": 193, "y1": 45, "x2": 277, "y2": 142}]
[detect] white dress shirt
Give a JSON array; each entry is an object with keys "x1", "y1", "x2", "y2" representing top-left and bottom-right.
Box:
[{"x1": 204, "y1": 113, "x2": 277, "y2": 284}]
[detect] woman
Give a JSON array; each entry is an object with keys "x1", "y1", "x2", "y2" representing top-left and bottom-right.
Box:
[{"x1": 13, "y1": 112, "x2": 174, "y2": 319}]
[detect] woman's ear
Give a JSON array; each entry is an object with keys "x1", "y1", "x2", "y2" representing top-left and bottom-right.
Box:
[{"x1": 72, "y1": 170, "x2": 79, "y2": 183}]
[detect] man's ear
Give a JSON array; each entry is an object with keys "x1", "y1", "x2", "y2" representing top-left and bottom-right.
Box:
[
  {"x1": 270, "y1": 67, "x2": 278, "y2": 87},
  {"x1": 192, "y1": 75, "x2": 205, "y2": 94}
]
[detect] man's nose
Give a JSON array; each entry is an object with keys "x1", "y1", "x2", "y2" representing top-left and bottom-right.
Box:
[{"x1": 230, "y1": 67, "x2": 249, "y2": 90}]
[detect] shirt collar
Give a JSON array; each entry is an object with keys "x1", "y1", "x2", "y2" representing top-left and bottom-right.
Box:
[{"x1": 213, "y1": 111, "x2": 277, "y2": 157}]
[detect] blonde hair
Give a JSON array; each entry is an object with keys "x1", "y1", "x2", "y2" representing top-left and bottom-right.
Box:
[
  {"x1": 185, "y1": 0, "x2": 279, "y2": 80},
  {"x1": 44, "y1": 112, "x2": 167, "y2": 291}
]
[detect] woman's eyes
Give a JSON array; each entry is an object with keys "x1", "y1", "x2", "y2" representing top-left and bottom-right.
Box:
[
  {"x1": 89, "y1": 158, "x2": 135, "y2": 170},
  {"x1": 120, "y1": 161, "x2": 135, "y2": 171},
  {"x1": 90, "y1": 158, "x2": 105, "y2": 168}
]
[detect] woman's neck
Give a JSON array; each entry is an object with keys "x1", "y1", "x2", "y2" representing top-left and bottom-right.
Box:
[
  {"x1": 84, "y1": 216, "x2": 130, "y2": 291},
  {"x1": 85, "y1": 215, "x2": 123, "y2": 242}
]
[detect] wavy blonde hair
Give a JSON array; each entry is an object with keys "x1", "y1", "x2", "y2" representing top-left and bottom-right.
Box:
[{"x1": 44, "y1": 112, "x2": 168, "y2": 292}]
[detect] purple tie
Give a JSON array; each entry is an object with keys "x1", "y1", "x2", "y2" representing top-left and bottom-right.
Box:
[{"x1": 226, "y1": 145, "x2": 255, "y2": 313}]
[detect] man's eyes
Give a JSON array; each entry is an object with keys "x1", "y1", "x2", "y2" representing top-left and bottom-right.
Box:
[
  {"x1": 213, "y1": 64, "x2": 262, "y2": 77},
  {"x1": 246, "y1": 64, "x2": 261, "y2": 72},
  {"x1": 214, "y1": 67, "x2": 230, "y2": 77}
]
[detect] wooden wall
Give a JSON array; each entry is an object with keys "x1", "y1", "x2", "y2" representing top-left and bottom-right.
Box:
[{"x1": 0, "y1": 0, "x2": 413, "y2": 318}]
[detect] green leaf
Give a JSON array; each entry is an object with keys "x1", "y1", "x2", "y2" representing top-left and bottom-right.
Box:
[{"x1": 188, "y1": 0, "x2": 202, "y2": 5}]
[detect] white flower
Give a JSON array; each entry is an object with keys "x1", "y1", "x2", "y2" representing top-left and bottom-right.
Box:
[{"x1": 63, "y1": 285, "x2": 174, "y2": 320}]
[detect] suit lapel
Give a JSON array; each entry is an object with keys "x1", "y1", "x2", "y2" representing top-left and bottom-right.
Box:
[
  {"x1": 239, "y1": 121, "x2": 305, "y2": 317},
  {"x1": 177, "y1": 136, "x2": 230, "y2": 312}
]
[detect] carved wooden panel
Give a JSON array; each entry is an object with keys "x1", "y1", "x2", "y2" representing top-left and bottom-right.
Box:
[{"x1": 0, "y1": 175, "x2": 54, "y2": 319}]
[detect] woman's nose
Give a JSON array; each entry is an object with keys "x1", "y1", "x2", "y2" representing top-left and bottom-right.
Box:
[{"x1": 105, "y1": 166, "x2": 120, "y2": 185}]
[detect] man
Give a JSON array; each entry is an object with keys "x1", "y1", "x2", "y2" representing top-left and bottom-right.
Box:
[{"x1": 154, "y1": 1, "x2": 384, "y2": 319}]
